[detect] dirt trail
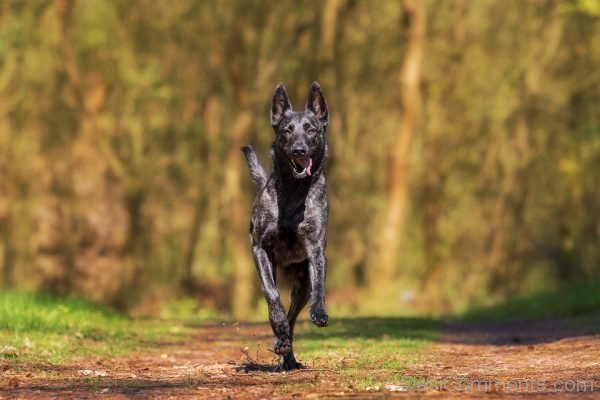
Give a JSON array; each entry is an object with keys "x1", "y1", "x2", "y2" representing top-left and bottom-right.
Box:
[
  {"x1": 405, "y1": 317, "x2": 600, "y2": 398},
  {"x1": 1, "y1": 317, "x2": 599, "y2": 399}
]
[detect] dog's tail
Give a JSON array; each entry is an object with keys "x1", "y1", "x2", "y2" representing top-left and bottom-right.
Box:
[{"x1": 241, "y1": 145, "x2": 268, "y2": 190}]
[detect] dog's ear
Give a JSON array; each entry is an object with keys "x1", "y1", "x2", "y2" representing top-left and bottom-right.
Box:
[
  {"x1": 271, "y1": 83, "x2": 292, "y2": 126},
  {"x1": 305, "y1": 81, "x2": 329, "y2": 127}
]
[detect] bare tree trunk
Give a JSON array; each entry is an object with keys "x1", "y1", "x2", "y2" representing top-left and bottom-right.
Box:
[
  {"x1": 1, "y1": 217, "x2": 13, "y2": 289},
  {"x1": 223, "y1": 6, "x2": 261, "y2": 319},
  {"x1": 182, "y1": 193, "x2": 205, "y2": 288},
  {"x1": 421, "y1": 0, "x2": 465, "y2": 293},
  {"x1": 182, "y1": 96, "x2": 218, "y2": 288},
  {"x1": 369, "y1": 0, "x2": 426, "y2": 283},
  {"x1": 54, "y1": 0, "x2": 81, "y2": 294},
  {"x1": 224, "y1": 111, "x2": 254, "y2": 319},
  {"x1": 421, "y1": 140, "x2": 442, "y2": 287},
  {"x1": 319, "y1": 0, "x2": 344, "y2": 144}
]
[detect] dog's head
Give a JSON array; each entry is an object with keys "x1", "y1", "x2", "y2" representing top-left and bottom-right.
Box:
[{"x1": 270, "y1": 81, "x2": 328, "y2": 179}]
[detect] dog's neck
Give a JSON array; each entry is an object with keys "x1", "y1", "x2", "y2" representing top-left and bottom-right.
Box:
[{"x1": 270, "y1": 143, "x2": 327, "y2": 224}]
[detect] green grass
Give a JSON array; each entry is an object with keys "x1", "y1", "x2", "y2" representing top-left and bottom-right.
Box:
[
  {"x1": 461, "y1": 282, "x2": 600, "y2": 322},
  {"x1": 0, "y1": 291, "x2": 184, "y2": 364},
  {"x1": 0, "y1": 291, "x2": 130, "y2": 335},
  {"x1": 292, "y1": 317, "x2": 438, "y2": 390},
  {"x1": 7, "y1": 283, "x2": 598, "y2": 391}
]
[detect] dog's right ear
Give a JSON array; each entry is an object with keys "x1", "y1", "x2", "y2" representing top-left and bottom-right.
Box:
[{"x1": 271, "y1": 83, "x2": 292, "y2": 126}]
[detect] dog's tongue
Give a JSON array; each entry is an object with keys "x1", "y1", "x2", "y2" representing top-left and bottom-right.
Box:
[{"x1": 296, "y1": 158, "x2": 312, "y2": 176}]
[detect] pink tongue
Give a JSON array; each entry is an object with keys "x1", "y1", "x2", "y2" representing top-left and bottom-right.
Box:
[{"x1": 296, "y1": 158, "x2": 312, "y2": 176}]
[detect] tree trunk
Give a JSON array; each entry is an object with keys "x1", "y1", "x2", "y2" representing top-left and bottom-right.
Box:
[
  {"x1": 224, "y1": 111, "x2": 254, "y2": 320},
  {"x1": 319, "y1": 0, "x2": 344, "y2": 144},
  {"x1": 421, "y1": 0, "x2": 465, "y2": 293},
  {"x1": 54, "y1": 0, "x2": 80, "y2": 294},
  {"x1": 369, "y1": 0, "x2": 426, "y2": 283},
  {"x1": 1, "y1": 216, "x2": 13, "y2": 289},
  {"x1": 182, "y1": 96, "x2": 219, "y2": 289}
]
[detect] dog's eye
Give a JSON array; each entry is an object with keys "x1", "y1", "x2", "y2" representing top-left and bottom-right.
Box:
[
  {"x1": 307, "y1": 128, "x2": 317, "y2": 135},
  {"x1": 282, "y1": 130, "x2": 292, "y2": 140}
]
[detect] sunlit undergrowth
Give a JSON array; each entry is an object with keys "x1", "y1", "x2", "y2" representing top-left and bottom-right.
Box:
[
  {"x1": 461, "y1": 282, "x2": 600, "y2": 322},
  {"x1": 0, "y1": 292, "x2": 185, "y2": 364}
]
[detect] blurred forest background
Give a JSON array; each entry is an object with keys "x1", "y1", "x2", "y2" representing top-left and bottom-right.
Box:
[{"x1": 0, "y1": 0, "x2": 598, "y2": 319}]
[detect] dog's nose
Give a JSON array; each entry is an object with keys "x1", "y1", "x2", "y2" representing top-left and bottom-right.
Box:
[{"x1": 292, "y1": 146, "x2": 307, "y2": 156}]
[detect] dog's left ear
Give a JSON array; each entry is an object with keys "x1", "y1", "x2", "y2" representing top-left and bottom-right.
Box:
[{"x1": 306, "y1": 81, "x2": 329, "y2": 127}]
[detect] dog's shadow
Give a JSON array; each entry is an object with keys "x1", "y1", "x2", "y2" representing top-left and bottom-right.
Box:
[
  {"x1": 234, "y1": 348, "x2": 306, "y2": 374},
  {"x1": 235, "y1": 363, "x2": 286, "y2": 373},
  {"x1": 234, "y1": 348, "x2": 295, "y2": 374}
]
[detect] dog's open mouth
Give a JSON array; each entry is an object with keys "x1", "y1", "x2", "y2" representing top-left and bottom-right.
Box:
[{"x1": 290, "y1": 157, "x2": 312, "y2": 178}]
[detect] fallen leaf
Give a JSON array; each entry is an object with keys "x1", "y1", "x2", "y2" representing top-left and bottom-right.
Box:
[
  {"x1": 385, "y1": 384, "x2": 408, "y2": 392},
  {"x1": 78, "y1": 369, "x2": 108, "y2": 377}
]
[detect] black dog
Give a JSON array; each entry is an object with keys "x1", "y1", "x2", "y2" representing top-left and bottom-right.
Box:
[{"x1": 241, "y1": 81, "x2": 330, "y2": 370}]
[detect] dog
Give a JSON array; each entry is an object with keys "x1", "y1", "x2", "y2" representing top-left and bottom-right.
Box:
[{"x1": 241, "y1": 81, "x2": 330, "y2": 370}]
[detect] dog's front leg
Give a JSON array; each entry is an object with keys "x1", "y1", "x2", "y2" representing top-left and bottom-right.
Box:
[
  {"x1": 306, "y1": 246, "x2": 329, "y2": 327},
  {"x1": 252, "y1": 244, "x2": 291, "y2": 355}
]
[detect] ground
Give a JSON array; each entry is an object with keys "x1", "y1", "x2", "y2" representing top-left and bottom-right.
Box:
[{"x1": 1, "y1": 314, "x2": 599, "y2": 399}]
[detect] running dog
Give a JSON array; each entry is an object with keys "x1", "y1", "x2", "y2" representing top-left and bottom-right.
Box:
[{"x1": 241, "y1": 81, "x2": 330, "y2": 369}]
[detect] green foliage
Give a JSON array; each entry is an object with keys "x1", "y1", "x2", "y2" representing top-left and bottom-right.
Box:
[
  {"x1": 0, "y1": 0, "x2": 598, "y2": 316},
  {"x1": 461, "y1": 282, "x2": 600, "y2": 322}
]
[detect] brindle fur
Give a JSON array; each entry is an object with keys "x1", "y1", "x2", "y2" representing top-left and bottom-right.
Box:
[{"x1": 241, "y1": 81, "x2": 330, "y2": 370}]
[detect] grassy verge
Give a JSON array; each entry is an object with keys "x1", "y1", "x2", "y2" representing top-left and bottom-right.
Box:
[
  {"x1": 290, "y1": 317, "x2": 438, "y2": 390},
  {"x1": 461, "y1": 282, "x2": 600, "y2": 322},
  {"x1": 0, "y1": 291, "x2": 184, "y2": 364}
]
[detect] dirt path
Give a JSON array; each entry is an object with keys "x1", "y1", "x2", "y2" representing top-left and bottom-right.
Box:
[
  {"x1": 405, "y1": 317, "x2": 600, "y2": 398},
  {"x1": 1, "y1": 317, "x2": 599, "y2": 399}
]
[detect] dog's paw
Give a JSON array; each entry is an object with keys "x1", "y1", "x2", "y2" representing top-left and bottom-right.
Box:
[
  {"x1": 273, "y1": 336, "x2": 292, "y2": 355},
  {"x1": 310, "y1": 307, "x2": 329, "y2": 327},
  {"x1": 282, "y1": 352, "x2": 303, "y2": 370}
]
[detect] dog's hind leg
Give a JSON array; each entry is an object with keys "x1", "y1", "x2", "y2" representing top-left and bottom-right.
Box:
[
  {"x1": 282, "y1": 261, "x2": 310, "y2": 370},
  {"x1": 252, "y1": 244, "x2": 291, "y2": 356}
]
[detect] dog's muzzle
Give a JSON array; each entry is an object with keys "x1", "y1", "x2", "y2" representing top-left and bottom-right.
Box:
[{"x1": 290, "y1": 157, "x2": 312, "y2": 178}]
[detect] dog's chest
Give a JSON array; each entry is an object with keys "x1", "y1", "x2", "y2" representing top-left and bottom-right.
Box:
[
  {"x1": 272, "y1": 234, "x2": 307, "y2": 267},
  {"x1": 271, "y1": 212, "x2": 308, "y2": 267}
]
